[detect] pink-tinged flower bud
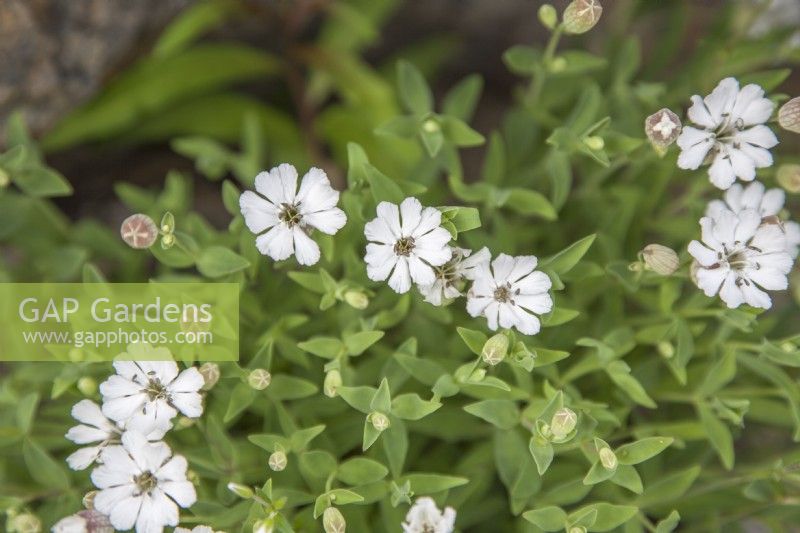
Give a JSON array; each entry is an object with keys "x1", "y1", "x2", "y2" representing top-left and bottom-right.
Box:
[
  {"x1": 323, "y1": 507, "x2": 347, "y2": 533},
  {"x1": 778, "y1": 96, "x2": 800, "y2": 133},
  {"x1": 645, "y1": 108, "x2": 682, "y2": 154},
  {"x1": 120, "y1": 214, "x2": 158, "y2": 249},
  {"x1": 199, "y1": 362, "x2": 220, "y2": 390},
  {"x1": 563, "y1": 0, "x2": 602, "y2": 34},
  {"x1": 268, "y1": 450, "x2": 287, "y2": 471},
  {"x1": 248, "y1": 369, "x2": 272, "y2": 390},
  {"x1": 641, "y1": 244, "x2": 680, "y2": 275}
]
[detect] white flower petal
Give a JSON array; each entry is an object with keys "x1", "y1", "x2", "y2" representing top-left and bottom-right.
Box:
[
  {"x1": 239, "y1": 191, "x2": 279, "y2": 234},
  {"x1": 171, "y1": 392, "x2": 203, "y2": 418},
  {"x1": 71, "y1": 400, "x2": 115, "y2": 430},
  {"x1": 737, "y1": 124, "x2": 779, "y2": 149},
  {"x1": 688, "y1": 240, "x2": 718, "y2": 267},
  {"x1": 101, "y1": 393, "x2": 147, "y2": 424},
  {"x1": 749, "y1": 267, "x2": 789, "y2": 291},
  {"x1": 388, "y1": 257, "x2": 412, "y2": 293},
  {"x1": 466, "y1": 295, "x2": 492, "y2": 317},
  {"x1": 292, "y1": 226, "x2": 321, "y2": 266},
  {"x1": 254, "y1": 170, "x2": 286, "y2": 205},
  {"x1": 740, "y1": 281, "x2": 772, "y2": 309},
  {"x1": 704, "y1": 78, "x2": 739, "y2": 121},
  {"x1": 719, "y1": 273, "x2": 745, "y2": 308},
  {"x1": 734, "y1": 209, "x2": 762, "y2": 242},
  {"x1": 483, "y1": 301, "x2": 500, "y2": 331},
  {"x1": 706, "y1": 199, "x2": 729, "y2": 219},
  {"x1": 136, "y1": 490, "x2": 179, "y2": 533},
  {"x1": 66, "y1": 425, "x2": 112, "y2": 445},
  {"x1": 759, "y1": 188, "x2": 785, "y2": 216},
  {"x1": 273, "y1": 163, "x2": 299, "y2": 204},
  {"x1": 411, "y1": 206, "x2": 445, "y2": 239},
  {"x1": 375, "y1": 202, "x2": 402, "y2": 238},
  {"x1": 156, "y1": 455, "x2": 189, "y2": 482},
  {"x1": 255, "y1": 224, "x2": 294, "y2": 261},
  {"x1": 296, "y1": 167, "x2": 339, "y2": 213},
  {"x1": 161, "y1": 480, "x2": 197, "y2": 508},
  {"x1": 751, "y1": 224, "x2": 789, "y2": 254},
  {"x1": 408, "y1": 256, "x2": 436, "y2": 286},
  {"x1": 511, "y1": 306, "x2": 541, "y2": 336},
  {"x1": 96, "y1": 488, "x2": 141, "y2": 532},
  {"x1": 687, "y1": 95, "x2": 718, "y2": 129},
  {"x1": 677, "y1": 137, "x2": 713, "y2": 170},
  {"x1": 708, "y1": 151, "x2": 739, "y2": 190},
  {"x1": 66, "y1": 446, "x2": 103, "y2": 471},
  {"x1": 400, "y1": 197, "x2": 423, "y2": 236},
  {"x1": 490, "y1": 254, "x2": 516, "y2": 284},
  {"x1": 515, "y1": 293, "x2": 553, "y2": 315},
  {"x1": 696, "y1": 266, "x2": 727, "y2": 297},
  {"x1": 303, "y1": 208, "x2": 347, "y2": 235}
]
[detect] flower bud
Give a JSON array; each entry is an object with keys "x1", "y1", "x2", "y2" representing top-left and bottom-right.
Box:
[
  {"x1": 77, "y1": 376, "x2": 97, "y2": 396},
  {"x1": 645, "y1": 108, "x2": 682, "y2": 154},
  {"x1": 550, "y1": 407, "x2": 578, "y2": 442},
  {"x1": 160, "y1": 233, "x2": 175, "y2": 250},
  {"x1": 248, "y1": 369, "x2": 272, "y2": 390},
  {"x1": 83, "y1": 490, "x2": 98, "y2": 509},
  {"x1": 253, "y1": 519, "x2": 274, "y2": 533},
  {"x1": 422, "y1": 118, "x2": 440, "y2": 133},
  {"x1": 323, "y1": 507, "x2": 347, "y2": 533},
  {"x1": 777, "y1": 164, "x2": 800, "y2": 193},
  {"x1": 368, "y1": 411, "x2": 390, "y2": 432},
  {"x1": 324, "y1": 369, "x2": 343, "y2": 398},
  {"x1": 778, "y1": 96, "x2": 800, "y2": 134},
  {"x1": 538, "y1": 4, "x2": 558, "y2": 30},
  {"x1": 8, "y1": 513, "x2": 40, "y2": 533},
  {"x1": 657, "y1": 340, "x2": 675, "y2": 359},
  {"x1": 199, "y1": 362, "x2": 220, "y2": 390},
  {"x1": 160, "y1": 212, "x2": 176, "y2": 234},
  {"x1": 549, "y1": 56, "x2": 567, "y2": 73},
  {"x1": 469, "y1": 368, "x2": 486, "y2": 382},
  {"x1": 175, "y1": 416, "x2": 196, "y2": 429},
  {"x1": 569, "y1": 527, "x2": 587, "y2": 533},
  {"x1": 227, "y1": 482, "x2": 254, "y2": 498},
  {"x1": 689, "y1": 260, "x2": 700, "y2": 288},
  {"x1": 0, "y1": 167, "x2": 10, "y2": 188},
  {"x1": 343, "y1": 290, "x2": 369, "y2": 310},
  {"x1": 71, "y1": 510, "x2": 113, "y2": 533},
  {"x1": 583, "y1": 135, "x2": 605, "y2": 151},
  {"x1": 641, "y1": 244, "x2": 680, "y2": 275},
  {"x1": 120, "y1": 214, "x2": 158, "y2": 249},
  {"x1": 563, "y1": 0, "x2": 602, "y2": 34},
  {"x1": 482, "y1": 333, "x2": 509, "y2": 366},
  {"x1": 599, "y1": 447, "x2": 618, "y2": 470},
  {"x1": 269, "y1": 450, "x2": 287, "y2": 471}
]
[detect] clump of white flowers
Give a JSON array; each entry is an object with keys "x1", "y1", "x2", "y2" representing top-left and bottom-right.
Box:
[
  {"x1": 402, "y1": 497, "x2": 456, "y2": 533},
  {"x1": 677, "y1": 77, "x2": 778, "y2": 190},
  {"x1": 418, "y1": 246, "x2": 490, "y2": 305},
  {"x1": 240, "y1": 163, "x2": 347, "y2": 265},
  {"x1": 60, "y1": 344, "x2": 205, "y2": 533}
]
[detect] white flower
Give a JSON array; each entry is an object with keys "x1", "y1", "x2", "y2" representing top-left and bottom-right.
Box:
[
  {"x1": 99, "y1": 344, "x2": 204, "y2": 438},
  {"x1": 466, "y1": 254, "x2": 553, "y2": 335},
  {"x1": 52, "y1": 510, "x2": 113, "y2": 533},
  {"x1": 706, "y1": 181, "x2": 800, "y2": 257},
  {"x1": 418, "y1": 247, "x2": 490, "y2": 305},
  {"x1": 402, "y1": 497, "x2": 456, "y2": 533},
  {"x1": 65, "y1": 400, "x2": 121, "y2": 471},
  {"x1": 240, "y1": 164, "x2": 347, "y2": 266},
  {"x1": 174, "y1": 527, "x2": 217, "y2": 533},
  {"x1": 677, "y1": 77, "x2": 778, "y2": 189},
  {"x1": 91, "y1": 432, "x2": 196, "y2": 533},
  {"x1": 364, "y1": 197, "x2": 452, "y2": 294},
  {"x1": 688, "y1": 208, "x2": 794, "y2": 309}
]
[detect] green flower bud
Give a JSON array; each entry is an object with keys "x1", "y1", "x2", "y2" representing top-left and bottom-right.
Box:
[
  {"x1": 160, "y1": 233, "x2": 175, "y2": 250},
  {"x1": 657, "y1": 340, "x2": 675, "y2": 359},
  {"x1": 323, "y1": 507, "x2": 347, "y2": 533},
  {"x1": 199, "y1": 362, "x2": 220, "y2": 390},
  {"x1": 175, "y1": 416, "x2": 195, "y2": 429},
  {"x1": 777, "y1": 164, "x2": 800, "y2": 194},
  {"x1": 227, "y1": 482, "x2": 254, "y2": 499},
  {"x1": 583, "y1": 135, "x2": 605, "y2": 151},
  {"x1": 120, "y1": 214, "x2": 158, "y2": 250},
  {"x1": 569, "y1": 527, "x2": 587, "y2": 533},
  {"x1": 599, "y1": 447, "x2": 618, "y2": 470},
  {"x1": 77, "y1": 377, "x2": 97, "y2": 397},
  {"x1": 248, "y1": 369, "x2": 272, "y2": 390},
  {"x1": 368, "y1": 411, "x2": 390, "y2": 432},
  {"x1": 778, "y1": 96, "x2": 800, "y2": 134},
  {"x1": 469, "y1": 368, "x2": 486, "y2": 382},
  {"x1": 0, "y1": 167, "x2": 10, "y2": 188},
  {"x1": 549, "y1": 56, "x2": 567, "y2": 73},
  {"x1": 324, "y1": 369, "x2": 343, "y2": 398},
  {"x1": 422, "y1": 118, "x2": 441, "y2": 133},
  {"x1": 538, "y1": 4, "x2": 558, "y2": 30},
  {"x1": 8, "y1": 513, "x2": 41, "y2": 533},
  {"x1": 269, "y1": 450, "x2": 287, "y2": 471},
  {"x1": 641, "y1": 244, "x2": 680, "y2": 275},
  {"x1": 482, "y1": 333, "x2": 509, "y2": 366},
  {"x1": 160, "y1": 212, "x2": 176, "y2": 234},
  {"x1": 253, "y1": 518, "x2": 274, "y2": 533},
  {"x1": 68, "y1": 348, "x2": 84, "y2": 363},
  {"x1": 563, "y1": 0, "x2": 602, "y2": 34},
  {"x1": 343, "y1": 290, "x2": 369, "y2": 309},
  {"x1": 550, "y1": 407, "x2": 578, "y2": 442}
]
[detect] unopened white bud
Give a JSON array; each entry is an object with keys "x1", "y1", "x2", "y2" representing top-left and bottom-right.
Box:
[
  {"x1": 269, "y1": 451, "x2": 287, "y2": 471},
  {"x1": 324, "y1": 369, "x2": 343, "y2": 398},
  {"x1": 120, "y1": 214, "x2": 158, "y2": 249},
  {"x1": 777, "y1": 164, "x2": 800, "y2": 194},
  {"x1": 657, "y1": 341, "x2": 675, "y2": 359},
  {"x1": 778, "y1": 96, "x2": 800, "y2": 134},
  {"x1": 199, "y1": 362, "x2": 220, "y2": 390},
  {"x1": 642, "y1": 244, "x2": 680, "y2": 275},
  {"x1": 422, "y1": 118, "x2": 440, "y2": 133},
  {"x1": 77, "y1": 377, "x2": 97, "y2": 396},
  {"x1": 563, "y1": 0, "x2": 602, "y2": 34},
  {"x1": 323, "y1": 507, "x2": 347, "y2": 533},
  {"x1": 584, "y1": 135, "x2": 605, "y2": 151},
  {"x1": 227, "y1": 482, "x2": 254, "y2": 498},
  {"x1": 160, "y1": 233, "x2": 175, "y2": 249},
  {"x1": 248, "y1": 369, "x2": 272, "y2": 390},
  {"x1": 343, "y1": 290, "x2": 369, "y2": 309},
  {"x1": 550, "y1": 407, "x2": 578, "y2": 442},
  {"x1": 645, "y1": 108, "x2": 682, "y2": 153},
  {"x1": 368, "y1": 411, "x2": 390, "y2": 432},
  {"x1": 599, "y1": 447, "x2": 618, "y2": 470}
]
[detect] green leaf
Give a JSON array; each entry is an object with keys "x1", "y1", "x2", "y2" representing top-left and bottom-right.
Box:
[
  {"x1": 522, "y1": 506, "x2": 567, "y2": 531},
  {"x1": 439, "y1": 206, "x2": 482, "y2": 234},
  {"x1": 503, "y1": 45, "x2": 540, "y2": 75},
  {"x1": 503, "y1": 188, "x2": 557, "y2": 220},
  {"x1": 610, "y1": 464, "x2": 643, "y2": 494},
  {"x1": 697, "y1": 403, "x2": 734, "y2": 470},
  {"x1": 344, "y1": 330, "x2": 384, "y2": 356},
  {"x1": 529, "y1": 438, "x2": 554, "y2": 475},
  {"x1": 400, "y1": 473, "x2": 469, "y2": 494},
  {"x1": 23, "y1": 438, "x2": 70, "y2": 490},
  {"x1": 655, "y1": 510, "x2": 681, "y2": 533},
  {"x1": 365, "y1": 163, "x2": 405, "y2": 204},
  {"x1": 606, "y1": 361, "x2": 657, "y2": 408},
  {"x1": 391, "y1": 394, "x2": 441, "y2": 420},
  {"x1": 223, "y1": 383, "x2": 256, "y2": 422},
  {"x1": 371, "y1": 378, "x2": 392, "y2": 413},
  {"x1": 463, "y1": 400, "x2": 519, "y2": 429},
  {"x1": 326, "y1": 488, "x2": 364, "y2": 505},
  {"x1": 248, "y1": 433, "x2": 290, "y2": 452},
  {"x1": 636, "y1": 466, "x2": 700, "y2": 509},
  {"x1": 196, "y1": 246, "x2": 250, "y2": 277},
  {"x1": 337, "y1": 457, "x2": 389, "y2": 485},
  {"x1": 267, "y1": 375, "x2": 318, "y2": 400},
  {"x1": 362, "y1": 418, "x2": 382, "y2": 451},
  {"x1": 375, "y1": 116, "x2": 419, "y2": 138},
  {"x1": 153, "y1": 0, "x2": 242, "y2": 57},
  {"x1": 16, "y1": 393, "x2": 39, "y2": 434},
  {"x1": 578, "y1": 503, "x2": 638, "y2": 531},
  {"x1": 221, "y1": 180, "x2": 241, "y2": 214},
  {"x1": 298, "y1": 337, "x2": 345, "y2": 358},
  {"x1": 397, "y1": 60, "x2": 433, "y2": 114},
  {"x1": 441, "y1": 116, "x2": 485, "y2": 147},
  {"x1": 442, "y1": 75, "x2": 483, "y2": 122},
  {"x1": 457, "y1": 327, "x2": 488, "y2": 356},
  {"x1": 383, "y1": 417, "x2": 408, "y2": 478},
  {"x1": 583, "y1": 461, "x2": 615, "y2": 485},
  {"x1": 540, "y1": 234, "x2": 596, "y2": 275},
  {"x1": 13, "y1": 166, "x2": 73, "y2": 197},
  {"x1": 338, "y1": 386, "x2": 377, "y2": 414},
  {"x1": 289, "y1": 425, "x2": 326, "y2": 452},
  {"x1": 615, "y1": 437, "x2": 673, "y2": 465},
  {"x1": 299, "y1": 450, "x2": 337, "y2": 481}
]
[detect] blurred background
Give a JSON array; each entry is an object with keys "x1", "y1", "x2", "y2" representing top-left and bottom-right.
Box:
[{"x1": 1, "y1": 0, "x2": 800, "y2": 229}]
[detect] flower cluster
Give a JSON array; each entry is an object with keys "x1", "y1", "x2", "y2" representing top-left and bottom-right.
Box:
[
  {"x1": 671, "y1": 78, "x2": 799, "y2": 309},
  {"x1": 60, "y1": 344, "x2": 206, "y2": 533},
  {"x1": 364, "y1": 197, "x2": 553, "y2": 335}
]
